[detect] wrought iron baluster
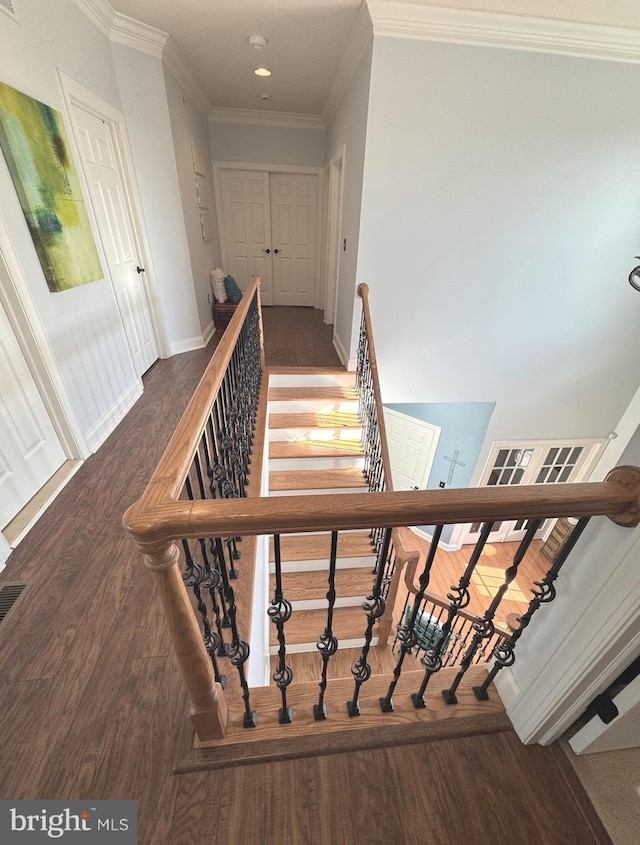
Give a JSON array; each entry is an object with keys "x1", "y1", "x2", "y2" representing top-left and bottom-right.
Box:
[
  {"x1": 381, "y1": 526, "x2": 444, "y2": 712},
  {"x1": 215, "y1": 537, "x2": 257, "y2": 727},
  {"x1": 442, "y1": 519, "x2": 542, "y2": 705},
  {"x1": 180, "y1": 538, "x2": 226, "y2": 686},
  {"x1": 473, "y1": 516, "x2": 591, "y2": 701},
  {"x1": 412, "y1": 522, "x2": 493, "y2": 707},
  {"x1": 347, "y1": 527, "x2": 393, "y2": 716},
  {"x1": 267, "y1": 534, "x2": 293, "y2": 724},
  {"x1": 314, "y1": 531, "x2": 339, "y2": 720},
  {"x1": 205, "y1": 538, "x2": 230, "y2": 654}
]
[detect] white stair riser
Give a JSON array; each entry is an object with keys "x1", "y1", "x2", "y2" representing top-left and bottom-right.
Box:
[
  {"x1": 269, "y1": 637, "x2": 377, "y2": 655},
  {"x1": 270, "y1": 556, "x2": 376, "y2": 573},
  {"x1": 269, "y1": 427, "x2": 363, "y2": 442},
  {"x1": 268, "y1": 399, "x2": 359, "y2": 414},
  {"x1": 268, "y1": 373, "x2": 356, "y2": 388},
  {"x1": 269, "y1": 456, "x2": 365, "y2": 471},
  {"x1": 289, "y1": 596, "x2": 367, "y2": 611},
  {"x1": 269, "y1": 487, "x2": 367, "y2": 497}
]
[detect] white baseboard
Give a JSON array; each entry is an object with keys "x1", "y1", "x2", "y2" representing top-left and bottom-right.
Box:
[
  {"x1": 0, "y1": 534, "x2": 11, "y2": 571},
  {"x1": 85, "y1": 380, "x2": 143, "y2": 453},
  {"x1": 494, "y1": 667, "x2": 521, "y2": 710},
  {"x1": 168, "y1": 322, "x2": 215, "y2": 356},
  {"x1": 201, "y1": 319, "x2": 215, "y2": 347},
  {"x1": 347, "y1": 357, "x2": 357, "y2": 372},
  {"x1": 332, "y1": 331, "x2": 348, "y2": 366},
  {"x1": 411, "y1": 525, "x2": 461, "y2": 552}
]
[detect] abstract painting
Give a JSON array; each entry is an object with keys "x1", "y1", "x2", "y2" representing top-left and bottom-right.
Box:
[{"x1": 0, "y1": 80, "x2": 103, "y2": 292}]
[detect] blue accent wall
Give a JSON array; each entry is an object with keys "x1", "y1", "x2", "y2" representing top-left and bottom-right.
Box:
[{"x1": 384, "y1": 402, "x2": 496, "y2": 543}]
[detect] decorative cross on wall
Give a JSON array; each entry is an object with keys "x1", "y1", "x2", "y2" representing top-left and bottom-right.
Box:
[{"x1": 443, "y1": 449, "x2": 466, "y2": 485}]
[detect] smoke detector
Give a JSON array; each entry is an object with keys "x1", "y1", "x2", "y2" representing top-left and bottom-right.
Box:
[
  {"x1": 249, "y1": 35, "x2": 267, "y2": 50},
  {"x1": 259, "y1": 92, "x2": 271, "y2": 101}
]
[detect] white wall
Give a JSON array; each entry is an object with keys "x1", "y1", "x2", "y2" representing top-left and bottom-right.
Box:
[
  {"x1": 357, "y1": 37, "x2": 640, "y2": 451},
  {"x1": 112, "y1": 44, "x2": 201, "y2": 352},
  {"x1": 326, "y1": 42, "x2": 373, "y2": 359},
  {"x1": 210, "y1": 121, "x2": 326, "y2": 168},
  {"x1": 165, "y1": 67, "x2": 222, "y2": 336},
  {"x1": 0, "y1": 0, "x2": 138, "y2": 438}
]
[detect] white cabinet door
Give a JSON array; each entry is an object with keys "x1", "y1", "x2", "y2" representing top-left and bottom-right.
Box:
[
  {"x1": 0, "y1": 298, "x2": 66, "y2": 529},
  {"x1": 270, "y1": 173, "x2": 318, "y2": 307},
  {"x1": 219, "y1": 169, "x2": 274, "y2": 305},
  {"x1": 71, "y1": 104, "x2": 158, "y2": 376},
  {"x1": 384, "y1": 409, "x2": 441, "y2": 492}
]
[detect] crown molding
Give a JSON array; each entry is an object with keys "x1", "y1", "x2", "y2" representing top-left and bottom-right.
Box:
[
  {"x1": 163, "y1": 36, "x2": 212, "y2": 116},
  {"x1": 367, "y1": 1, "x2": 640, "y2": 64},
  {"x1": 69, "y1": 0, "x2": 114, "y2": 37},
  {"x1": 209, "y1": 107, "x2": 325, "y2": 130},
  {"x1": 322, "y1": 3, "x2": 374, "y2": 123},
  {"x1": 110, "y1": 11, "x2": 167, "y2": 58}
]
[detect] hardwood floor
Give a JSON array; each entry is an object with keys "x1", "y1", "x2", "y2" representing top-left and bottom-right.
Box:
[
  {"x1": 0, "y1": 308, "x2": 611, "y2": 844},
  {"x1": 262, "y1": 305, "x2": 343, "y2": 368}
]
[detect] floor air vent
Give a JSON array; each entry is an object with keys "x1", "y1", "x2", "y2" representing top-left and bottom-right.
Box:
[{"x1": 0, "y1": 583, "x2": 28, "y2": 628}]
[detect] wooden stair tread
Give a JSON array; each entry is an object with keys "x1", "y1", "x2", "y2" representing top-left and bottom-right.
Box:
[
  {"x1": 269, "y1": 607, "x2": 370, "y2": 646},
  {"x1": 188, "y1": 665, "x2": 509, "y2": 766},
  {"x1": 270, "y1": 468, "x2": 367, "y2": 491},
  {"x1": 270, "y1": 532, "x2": 374, "y2": 561},
  {"x1": 269, "y1": 412, "x2": 361, "y2": 429},
  {"x1": 271, "y1": 568, "x2": 375, "y2": 602},
  {"x1": 269, "y1": 440, "x2": 364, "y2": 459},
  {"x1": 267, "y1": 366, "x2": 351, "y2": 375},
  {"x1": 269, "y1": 387, "x2": 358, "y2": 401}
]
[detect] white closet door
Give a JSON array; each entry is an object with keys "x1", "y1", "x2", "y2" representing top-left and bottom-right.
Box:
[
  {"x1": 219, "y1": 169, "x2": 274, "y2": 305},
  {"x1": 0, "y1": 298, "x2": 66, "y2": 529},
  {"x1": 71, "y1": 104, "x2": 158, "y2": 376},
  {"x1": 270, "y1": 173, "x2": 318, "y2": 307}
]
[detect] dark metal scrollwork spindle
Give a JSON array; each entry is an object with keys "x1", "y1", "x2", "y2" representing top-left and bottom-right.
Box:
[
  {"x1": 314, "y1": 531, "x2": 339, "y2": 720},
  {"x1": 381, "y1": 525, "x2": 444, "y2": 713},
  {"x1": 473, "y1": 516, "x2": 591, "y2": 700},
  {"x1": 215, "y1": 537, "x2": 257, "y2": 728},
  {"x1": 267, "y1": 534, "x2": 293, "y2": 724},
  {"x1": 412, "y1": 522, "x2": 493, "y2": 708},
  {"x1": 442, "y1": 519, "x2": 542, "y2": 705},
  {"x1": 347, "y1": 527, "x2": 392, "y2": 716}
]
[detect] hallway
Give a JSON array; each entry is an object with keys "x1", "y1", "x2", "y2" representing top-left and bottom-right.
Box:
[{"x1": 0, "y1": 307, "x2": 610, "y2": 844}]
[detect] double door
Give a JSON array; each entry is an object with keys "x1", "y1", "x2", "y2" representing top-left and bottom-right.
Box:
[
  {"x1": 461, "y1": 440, "x2": 603, "y2": 545},
  {"x1": 218, "y1": 169, "x2": 318, "y2": 307}
]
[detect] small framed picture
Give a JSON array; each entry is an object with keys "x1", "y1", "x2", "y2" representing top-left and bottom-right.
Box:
[
  {"x1": 190, "y1": 139, "x2": 206, "y2": 176},
  {"x1": 200, "y1": 211, "x2": 213, "y2": 242},
  {"x1": 195, "y1": 174, "x2": 209, "y2": 209}
]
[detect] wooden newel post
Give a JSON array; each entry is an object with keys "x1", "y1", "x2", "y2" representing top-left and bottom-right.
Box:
[{"x1": 143, "y1": 541, "x2": 227, "y2": 742}]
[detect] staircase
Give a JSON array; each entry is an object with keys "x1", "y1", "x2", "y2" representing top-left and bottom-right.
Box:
[{"x1": 267, "y1": 368, "x2": 380, "y2": 655}]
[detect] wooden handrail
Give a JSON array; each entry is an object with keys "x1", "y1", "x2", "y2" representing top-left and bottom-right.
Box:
[
  {"x1": 125, "y1": 275, "x2": 262, "y2": 551},
  {"x1": 357, "y1": 283, "x2": 394, "y2": 494},
  {"x1": 125, "y1": 466, "x2": 640, "y2": 546}
]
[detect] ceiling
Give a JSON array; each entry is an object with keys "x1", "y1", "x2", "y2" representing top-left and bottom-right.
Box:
[
  {"x1": 108, "y1": 0, "x2": 362, "y2": 116},
  {"x1": 107, "y1": 0, "x2": 640, "y2": 116}
]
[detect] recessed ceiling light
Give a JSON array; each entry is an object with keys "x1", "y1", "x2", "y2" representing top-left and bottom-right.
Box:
[{"x1": 254, "y1": 67, "x2": 272, "y2": 77}]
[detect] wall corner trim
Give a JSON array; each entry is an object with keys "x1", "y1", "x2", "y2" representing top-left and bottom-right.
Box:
[
  {"x1": 323, "y1": 3, "x2": 373, "y2": 123},
  {"x1": 366, "y1": 0, "x2": 640, "y2": 65},
  {"x1": 201, "y1": 320, "x2": 215, "y2": 348}
]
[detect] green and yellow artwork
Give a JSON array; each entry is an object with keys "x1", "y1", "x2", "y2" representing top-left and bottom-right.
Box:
[{"x1": 0, "y1": 81, "x2": 103, "y2": 292}]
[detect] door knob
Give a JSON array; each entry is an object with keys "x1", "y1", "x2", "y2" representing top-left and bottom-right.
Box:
[
  {"x1": 262, "y1": 248, "x2": 271, "y2": 254},
  {"x1": 273, "y1": 248, "x2": 281, "y2": 254},
  {"x1": 136, "y1": 265, "x2": 145, "y2": 274}
]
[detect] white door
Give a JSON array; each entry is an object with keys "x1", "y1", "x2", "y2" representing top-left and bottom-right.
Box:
[
  {"x1": 0, "y1": 297, "x2": 66, "y2": 529},
  {"x1": 384, "y1": 409, "x2": 441, "y2": 491},
  {"x1": 270, "y1": 173, "x2": 318, "y2": 307},
  {"x1": 70, "y1": 104, "x2": 158, "y2": 376},
  {"x1": 461, "y1": 441, "x2": 602, "y2": 545},
  {"x1": 219, "y1": 169, "x2": 274, "y2": 305}
]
